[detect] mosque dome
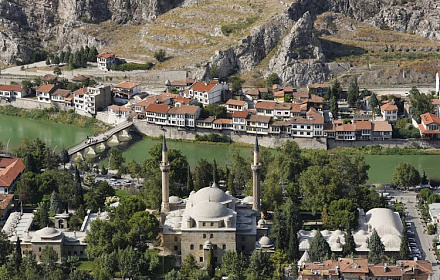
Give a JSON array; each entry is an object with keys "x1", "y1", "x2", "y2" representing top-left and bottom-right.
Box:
[
  {"x1": 189, "y1": 201, "x2": 231, "y2": 219},
  {"x1": 189, "y1": 186, "x2": 230, "y2": 204},
  {"x1": 34, "y1": 227, "x2": 61, "y2": 239},
  {"x1": 169, "y1": 196, "x2": 182, "y2": 203}
]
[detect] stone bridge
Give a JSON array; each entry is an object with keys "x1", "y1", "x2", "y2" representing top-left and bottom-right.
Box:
[{"x1": 68, "y1": 121, "x2": 133, "y2": 161}]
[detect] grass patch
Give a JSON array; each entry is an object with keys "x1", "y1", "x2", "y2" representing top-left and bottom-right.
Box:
[
  {"x1": 115, "y1": 189, "x2": 130, "y2": 198},
  {"x1": 221, "y1": 16, "x2": 259, "y2": 36}
]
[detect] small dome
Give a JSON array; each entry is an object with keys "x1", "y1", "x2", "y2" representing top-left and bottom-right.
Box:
[
  {"x1": 189, "y1": 201, "x2": 231, "y2": 219},
  {"x1": 331, "y1": 243, "x2": 343, "y2": 250},
  {"x1": 165, "y1": 79, "x2": 171, "y2": 86},
  {"x1": 310, "y1": 229, "x2": 317, "y2": 237},
  {"x1": 169, "y1": 196, "x2": 181, "y2": 203},
  {"x1": 257, "y1": 219, "x2": 266, "y2": 226},
  {"x1": 204, "y1": 240, "x2": 212, "y2": 246},
  {"x1": 321, "y1": 229, "x2": 330, "y2": 236},
  {"x1": 334, "y1": 229, "x2": 343, "y2": 235},
  {"x1": 189, "y1": 186, "x2": 230, "y2": 204},
  {"x1": 34, "y1": 227, "x2": 61, "y2": 238},
  {"x1": 355, "y1": 229, "x2": 367, "y2": 236},
  {"x1": 258, "y1": 236, "x2": 273, "y2": 246},
  {"x1": 242, "y1": 196, "x2": 253, "y2": 203}
]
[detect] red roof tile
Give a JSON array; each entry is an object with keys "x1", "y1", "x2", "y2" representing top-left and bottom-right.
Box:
[
  {"x1": 0, "y1": 194, "x2": 13, "y2": 210},
  {"x1": 226, "y1": 99, "x2": 246, "y2": 106},
  {"x1": 255, "y1": 101, "x2": 277, "y2": 110},
  {"x1": 97, "y1": 52, "x2": 116, "y2": 59},
  {"x1": 213, "y1": 118, "x2": 232, "y2": 124},
  {"x1": 0, "y1": 157, "x2": 24, "y2": 187},
  {"x1": 372, "y1": 121, "x2": 393, "y2": 132},
  {"x1": 36, "y1": 84, "x2": 56, "y2": 93},
  {"x1": 114, "y1": 81, "x2": 141, "y2": 89},
  {"x1": 381, "y1": 102, "x2": 398, "y2": 111},
  {"x1": 108, "y1": 105, "x2": 130, "y2": 112},
  {"x1": 232, "y1": 110, "x2": 249, "y2": 118},
  {"x1": 190, "y1": 81, "x2": 217, "y2": 92},
  {"x1": 420, "y1": 113, "x2": 440, "y2": 125},
  {"x1": 145, "y1": 103, "x2": 170, "y2": 114},
  {"x1": 168, "y1": 105, "x2": 200, "y2": 115},
  {"x1": 0, "y1": 84, "x2": 23, "y2": 91},
  {"x1": 73, "y1": 87, "x2": 88, "y2": 96}
]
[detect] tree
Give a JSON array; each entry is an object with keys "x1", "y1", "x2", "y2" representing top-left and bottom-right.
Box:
[
  {"x1": 0, "y1": 231, "x2": 12, "y2": 266},
  {"x1": 109, "y1": 148, "x2": 125, "y2": 170},
  {"x1": 271, "y1": 206, "x2": 286, "y2": 251},
  {"x1": 421, "y1": 171, "x2": 428, "y2": 185},
  {"x1": 368, "y1": 229, "x2": 384, "y2": 264},
  {"x1": 206, "y1": 246, "x2": 215, "y2": 278},
  {"x1": 285, "y1": 198, "x2": 302, "y2": 261},
  {"x1": 61, "y1": 148, "x2": 69, "y2": 170},
  {"x1": 410, "y1": 87, "x2": 433, "y2": 123},
  {"x1": 392, "y1": 162, "x2": 421, "y2": 190},
  {"x1": 17, "y1": 172, "x2": 38, "y2": 204},
  {"x1": 41, "y1": 245, "x2": 59, "y2": 267},
  {"x1": 331, "y1": 79, "x2": 342, "y2": 100},
  {"x1": 53, "y1": 66, "x2": 62, "y2": 76},
  {"x1": 399, "y1": 223, "x2": 410, "y2": 260},
  {"x1": 50, "y1": 191, "x2": 63, "y2": 214},
  {"x1": 127, "y1": 159, "x2": 141, "y2": 183},
  {"x1": 347, "y1": 77, "x2": 359, "y2": 107},
  {"x1": 221, "y1": 250, "x2": 247, "y2": 279},
  {"x1": 369, "y1": 93, "x2": 380, "y2": 114},
  {"x1": 88, "y1": 46, "x2": 98, "y2": 62},
  {"x1": 194, "y1": 159, "x2": 213, "y2": 191},
  {"x1": 165, "y1": 269, "x2": 186, "y2": 280},
  {"x1": 154, "y1": 49, "x2": 166, "y2": 62},
  {"x1": 323, "y1": 199, "x2": 358, "y2": 230},
  {"x1": 266, "y1": 73, "x2": 280, "y2": 89},
  {"x1": 271, "y1": 250, "x2": 288, "y2": 280},
  {"x1": 126, "y1": 211, "x2": 159, "y2": 252},
  {"x1": 118, "y1": 246, "x2": 138, "y2": 280},
  {"x1": 85, "y1": 219, "x2": 118, "y2": 258},
  {"x1": 330, "y1": 95, "x2": 339, "y2": 120},
  {"x1": 230, "y1": 76, "x2": 245, "y2": 93},
  {"x1": 186, "y1": 165, "x2": 194, "y2": 194},
  {"x1": 72, "y1": 167, "x2": 84, "y2": 209},
  {"x1": 204, "y1": 104, "x2": 227, "y2": 118},
  {"x1": 309, "y1": 230, "x2": 331, "y2": 262},
  {"x1": 342, "y1": 227, "x2": 356, "y2": 257},
  {"x1": 34, "y1": 202, "x2": 51, "y2": 229},
  {"x1": 180, "y1": 254, "x2": 199, "y2": 278},
  {"x1": 248, "y1": 250, "x2": 274, "y2": 280},
  {"x1": 69, "y1": 269, "x2": 90, "y2": 280}
]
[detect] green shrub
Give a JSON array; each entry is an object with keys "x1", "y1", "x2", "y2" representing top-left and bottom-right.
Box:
[
  {"x1": 110, "y1": 62, "x2": 153, "y2": 71},
  {"x1": 195, "y1": 133, "x2": 229, "y2": 143}
]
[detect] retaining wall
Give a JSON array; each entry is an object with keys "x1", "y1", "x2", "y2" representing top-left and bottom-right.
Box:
[
  {"x1": 132, "y1": 120, "x2": 327, "y2": 149},
  {"x1": 0, "y1": 98, "x2": 52, "y2": 109}
]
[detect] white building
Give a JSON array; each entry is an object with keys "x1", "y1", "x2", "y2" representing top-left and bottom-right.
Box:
[
  {"x1": 113, "y1": 81, "x2": 141, "y2": 103},
  {"x1": 167, "y1": 105, "x2": 201, "y2": 128},
  {"x1": 74, "y1": 85, "x2": 112, "y2": 115},
  {"x1": 97, "y1": 52, "x2": 116, "y2": 70},
  {"x1": 36, "y1": 84, "x2": 57, "y2": 103},
  {"x1": 380, "y1": 101, "x2": 398, "y2": 122},
  {"x1": 225, "y1": 99, "x2": 248, "y2": 112},
  {"x1": 232, "y1": 111, "x2": 249, "y2": 132},
  {"x1": 186, "y1": 81, "x2": 228, "y2": 105},
  {"x1": 0, "y1": 85, "x2": 28, "y2": 99}
]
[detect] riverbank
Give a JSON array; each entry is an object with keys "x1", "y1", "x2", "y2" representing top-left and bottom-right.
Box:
[{"x1": 0, "y1": 105, "x2": 110, "y2": 133}]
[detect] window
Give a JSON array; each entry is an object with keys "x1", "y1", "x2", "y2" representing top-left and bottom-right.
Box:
[
  {"x1": 210, "y1": 222, "x2": 214, "y2": 227},
  {"x1": 39, "y1": 247, "x2": 41, "y2": 252},
  {"x1": 200, "y1": 257, "x2": 203, "y2": 262},
  {"x1": 223, "y1": 244, "x2": 226, "y2": 250},
  {"x1": 80, "y1": 251, "x2": 83, "y2": 255},
  {"x1": 202, "y1": 222, "x2": 206, "y2": 227},
  {"x1": 190, "y1": 244, "x2": 194, "y2": 250},
  {"x1": 174, "y1": 246, "x2": 178, "y2": 251},
  {"x1": 174, "y1": 236, "x2": 178, "y2": 242},
  {"x1": 210, "y1": 234, "x2": 214, "y2": 238},
  {"x1": 203, "y1": 234, "x2": 206, "y2": 238},
  {"x1": 199, "y1": 245, "x2": 203, "y2": 250},
  {"x1": 213, "y1": 245, "x2": 217, "y2": 250}
]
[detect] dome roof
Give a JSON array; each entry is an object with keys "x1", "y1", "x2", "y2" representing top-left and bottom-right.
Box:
[
  {"x1": 34, "y1": 227, "x2": 61, "y2": 238},
  {"x1": 299, "y1": 239, "x2": 311, "y2": 250},
  {"x1": 258, "y1": 236, "x2": 273, "y2": 246},
  {"x1": 321, "y1": 229, "x2": 330, "y2": 236},
  {"x1": 189, "y1": 201, "x2": 231, "y2": 219},
  {"x1": 169, "y1": 196, "x2": 182, "y2": 203},
  {"x1": 366, "y1": 208, "x2": 403, "y2": 237},
  {"x1": 204, "y1": 240, "x2": 212, "y2": 246},
  {"x1": 331, "y1": 243, "x2": 343, "y2": 250},
  {"x1": 189, "y1": 186, "x2": 230, "y2": 204},
  {"x1": 242, "y1": 196, "x2": 253, "y2": 203}
]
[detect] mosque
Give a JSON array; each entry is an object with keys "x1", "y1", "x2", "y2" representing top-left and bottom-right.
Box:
[{"x1": 159, "y1": 136, "x2": 271, "y2": 267}]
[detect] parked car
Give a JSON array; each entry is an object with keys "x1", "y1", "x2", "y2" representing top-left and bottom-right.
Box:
[
  {"x1": 406, "y1": 222, "x2": 412, "y2": 228},
  {"x1": 408, "y1": 242, "x2": 418, "y2": 248},
  {"x1": 123, "y1": 179, "x2": 132, "y2": 184}
]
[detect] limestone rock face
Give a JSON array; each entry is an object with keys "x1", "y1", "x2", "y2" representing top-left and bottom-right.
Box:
[{"x1": 267, "y1": 12, "x2": 329, "y2": 86}]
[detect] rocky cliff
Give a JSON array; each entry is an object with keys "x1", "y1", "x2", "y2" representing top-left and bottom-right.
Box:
[{"x1": 0, "y1": 0, "x2": 182, "y2": 64}]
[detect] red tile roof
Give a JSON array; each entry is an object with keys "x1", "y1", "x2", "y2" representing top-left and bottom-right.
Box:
[
  {"x1": 372, "y1": 121, "x2": 393, "y2": 132},
  {"x1": 354, "y1": 120, "x2": 372, "y2": 130},
  {"x1": 145, "y1": 103, "x2": 170, "y2": 114},
  {"x1": 0, "y1": 157, "x2": 25, "y2": 187},
  {"x1": 246, "y1": 88, "x2": 260, "y2": 96},
  {"x1": 190, "y1": 81, "x2": 217, "y2": 92},
  {"x1": 213, "y1": 118, "x2": 232, "y2": 124},
  {"x1": 226, "y1": 99, "x2": 246, "y2": 106},
  {"x1": 0, "y1": 84, "x2": 23, "y2": 91},
  {"x1": 108, "y1": 105, "x2": 130, "y2": 112},
  {"x1": 97, "y1": 52, "x2": 116, "y2": 59},
  {"x1": 248, "y1": 115, "x2": 271, "y2": 123},
  {"x1": 0, "y1": 194, "x2": 13, "y2": 210},
  {"x1": 381, "y1": 102, "x2": 398, "y2": 111},
  {"x1": 255, "y1": 101, "x2": 277, "y2": 110},
  {"x1": 36, "y1": 84, "x2": 56, "y2": 93},
  {"x1": 418, "y1": 124, "x2": 440, "y2": 134},
  {"x1": 336, "y1": 123, "x2": 356, "y2": 132},
  {"x1": 52, "y1": 89, "x2": 71, "y2": 98},
  {"x1": 73, "y1": 87, "x2": 88, "y2": 96},
  {"x1": 114, "y1": 81, "x2": 141, "y2": 89},
  {"x1": 168, "y1": 105, "x2": 200, "y2": 115},
  {"x1": 232, "y1": 110, "x2": 249, "y2": 118},
  {"x1": 420, "y1": 113, "x2": 440, "y2": 125}
]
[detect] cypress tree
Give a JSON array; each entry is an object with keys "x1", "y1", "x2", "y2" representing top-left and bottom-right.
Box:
[
  {"x1": 212, "y1": 159, "x2": 218, "y2": 183},
  {"x1": 309, "y1": 230, "x2": 331, "y2": 262},
  {"x1": 399, "y1": 218, "x2": 409, "y2": 259},
  {"x1": 368, "y1": 229, "x2": 385, "y2": 264},
  {"x1": 271, "y1": 206, "x2": 286, "y2": 251},
  {"x1": 207, "y1": 247, "x2": 215, "y2": 278},
  {"x1": 186, "y1": 166, "x2": 194, "y2": 194},
  {"x1": 12, "y1": 236, "x2": 22, "y2": 267},
  {"x1": 330, "y1": 95, "x2": 339, "y2": 120},
  {"x1": 285, "y1": 197, "x2": 301, "y2": 261},
  {"x1": 50, "y1": 191, "x2": 62, "y2": 214},
  {"x1": 342, "y1": 228, "x2": 356, "y2": 257}
]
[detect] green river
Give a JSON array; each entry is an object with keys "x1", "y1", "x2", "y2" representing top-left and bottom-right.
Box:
[{"x1": 1, "y1": 115, "x2": 440, "y2": 184}]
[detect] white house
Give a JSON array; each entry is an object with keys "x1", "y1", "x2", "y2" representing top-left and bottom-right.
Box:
[
  {"x1": 246, "y1": 115, "x2": 271, "y2": 135},
  {"x1": 436, "y1": 72, "x2": 440, "y2": 94},
  {"x1": 145, "y1": 103, "x2": 170, "y2": 125},
  {"x1": 36, "y1": 84, "x2": 57, "y2": 103},
  {"x1": 107, "y1": 105, "x2": 131, "y2": 118},
  {"x1": 113, "y1": 81, "x2": 141, "y2": 103},
  {"x1": 186, "y1": 81, "x2": 228, "y2": 105},
  {"x1": 167, "y1": 105, "x2": 201, "y2": 128},
  {"x1": 0, "y1": 85, "x2": 27, "y2": 99},
  {"x1": 380, "y1": 101, "x2": 398, "y2": 122},
  {"x1": 73, "y1": 85, "x2": 111, "y2": 115},
  {"x1": 418, "y1": 113, "x2": 440, "y2": 139},
  {"x1": 97, "y1": 52, "x2": 116, "y2": 70},
  {"x1": 290, "y1": 108, "x2": 324, "y2": 138},
  {"x1": 232, "y1": 110, "x2": 249, "y2": 132},
  {"x1": 225, "y1": 99, "x2": 248, "y2": 112},
  {"x1": 51, "y1": 89, "x2": 72, "y2": 105},
  {"x1": 255, "y1": 101, "x2": 276, "y2": 117}
]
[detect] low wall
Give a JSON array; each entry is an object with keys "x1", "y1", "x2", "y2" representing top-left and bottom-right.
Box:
[
  {"x1": 328, "y1": 138, "x2": 440, "y2": 149},
  {"x1": 132, "y1": 120, "x2": 327, "y2": 149},
  {"x1": 0, "y1": 98, "x2": 52, "y2": 109},
  {"x1": 96, "y1": 112, "x2": 128, "y2": 125}
]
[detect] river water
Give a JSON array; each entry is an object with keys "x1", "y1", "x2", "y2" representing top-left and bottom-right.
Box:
[{"x1": 1, "y1": 115, "x2": 440, "y2": 184}]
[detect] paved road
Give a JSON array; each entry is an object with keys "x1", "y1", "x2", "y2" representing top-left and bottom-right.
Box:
[{"x1": 392, "y1": 190, "x2": 439, "y2": 278}]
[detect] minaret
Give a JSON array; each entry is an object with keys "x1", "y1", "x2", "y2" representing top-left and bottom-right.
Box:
[
  {"x1": 251, "y1": 135, "x2": 261, "y2": 212},
  {"x1": 160, "y1": 135, "x2": 170, "y2": 213}
]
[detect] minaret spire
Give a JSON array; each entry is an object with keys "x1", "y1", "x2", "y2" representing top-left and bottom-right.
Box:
[
  {"x1": 251, "y1": 135, "x2": 261, "y2": 212},
  {"x1": 160, "y1": 134, "x2": 170, "y2": 213}
]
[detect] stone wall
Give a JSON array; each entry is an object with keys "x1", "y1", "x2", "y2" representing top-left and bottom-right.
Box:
[
  {"x1": 124, "y1": 70, "x2": 187, "y2": 85},
  {"x1": 132, "y1": 119, "x2": 327, "y2": 149},
  {"x1": 0, "y1": 98, "x2": 52, "y2": 109},
  {"x1": 96, "y1": 112, "x2": 128, "y2": 125}
]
